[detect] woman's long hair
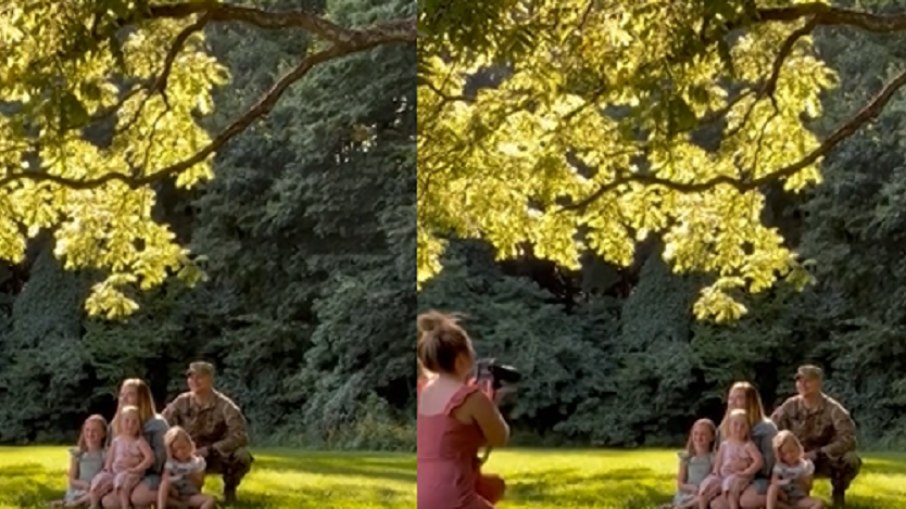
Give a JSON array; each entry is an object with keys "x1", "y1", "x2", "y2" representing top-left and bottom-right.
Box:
[
  {"x1": 718, "y1": 381, "x2": 767, "y2": 441},
  {"x1": 110, "y1": 378, "x2": 157, "y2": 436}
]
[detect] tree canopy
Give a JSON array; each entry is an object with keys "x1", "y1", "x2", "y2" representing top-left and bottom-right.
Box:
[
  {"x1": 417, "y1": 0, "x2": 906, "y2": 321},
  {"x1": 0, "y1": 0, "x2": 414, "y2": 317},
  {"x1": 0, "y1": 0, "x2": 416, "y2": 448}
]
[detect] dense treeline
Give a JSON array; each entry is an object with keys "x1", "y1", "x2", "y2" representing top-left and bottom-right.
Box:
[
  {"x1": 0, "y1": 0, "x2": 416, "y2": 450},
  {"x1": 419, "y1": 17, "x2": 906, "y2": 449},
  {"x1": 2, "y1": 0, "x2": 906, "y2": 453}
]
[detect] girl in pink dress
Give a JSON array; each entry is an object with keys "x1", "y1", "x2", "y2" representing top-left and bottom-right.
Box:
[
  {"x1": 89, "y1": 406, "x2": 155, "y2": 509},
  {"x1": 417, "y1": 311, "x2": 510, "y2": 509},
  {"x1": 699, "y1": 409, "x2": 764, "y2": 509}
]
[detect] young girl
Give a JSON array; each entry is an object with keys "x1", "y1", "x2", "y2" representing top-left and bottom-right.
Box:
[
  {"x1": 699, "y1": 409, "x2": 764, "y2": 509},
  {"x1": 52, "y1": 415, "x2": 108, "y2": 507},
  {"x1": 664, "y1": 418, "x2": 716, "y2": 509},
  {"x1": 89, "y1": 406, "x2": 155, "y2": 509},
  {"x1": 157, "y1": 426, "x2": 214, "y2": 509},
  {"x1": 768, "y1": 431, "x2": 823, "y2": 509}
]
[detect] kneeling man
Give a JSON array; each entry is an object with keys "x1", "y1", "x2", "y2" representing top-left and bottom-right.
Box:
[
  {"x1": 163, "y1": 361, "x2": 253, "y2": 504},
  {"x1": 771, "y1": 365, "x2": 861, "y2": 508}
]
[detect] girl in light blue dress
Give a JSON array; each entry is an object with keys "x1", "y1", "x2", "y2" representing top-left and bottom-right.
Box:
[
  {"x1": 668, "y1": 418, "x2": 717, "y2": 508},
  {"x1": 52, "y1": 415, "x2": 108, "y2": 507}
]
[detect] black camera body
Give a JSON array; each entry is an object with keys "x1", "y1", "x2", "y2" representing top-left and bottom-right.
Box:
[
  {"x1": 474, "y1": 358, "x2": 522, "y2": 391},
  {"x1": 472, "y1": 358, "x2": 521, "y2": 465}
]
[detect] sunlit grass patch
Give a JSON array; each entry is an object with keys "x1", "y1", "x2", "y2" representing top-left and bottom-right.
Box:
[{"x1": 0, "y1": 447, "x2": 416, "y2": 509}]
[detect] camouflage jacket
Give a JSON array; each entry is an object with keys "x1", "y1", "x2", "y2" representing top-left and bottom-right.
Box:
[
  {"x1": 162, "y1": 390, "x2": 249, "y2": 456},
  {"x1": 770, "y1": 393, "x2": 857, "y2": 459}
]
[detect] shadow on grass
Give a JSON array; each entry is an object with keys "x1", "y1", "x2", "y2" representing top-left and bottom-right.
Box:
[
  {"x1": 861, "y1": 457, "x2": 906, "y2": 476},
  {"x1": 503, "y1": 463, "x2": 903, "y2": 509},
  {"x1": 0, "y1": 463, "x2": 64, "y2": 508},
  {"x1": 506, "y1": 466, "x2": 675, "y2": 508},
  {"x1": 253, "y1": 453, "x2": 416, "y2": 483},
  {"x1": 0, "y1": 453, "x2": 416, "y2": 509}
]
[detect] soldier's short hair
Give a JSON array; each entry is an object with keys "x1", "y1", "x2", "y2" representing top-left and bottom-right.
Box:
[
  {"x1": 186, "y1": 361, "x2": 215, "y2": 379},
  {"x1": 795, "y1": 364, "x2": 823, "y2": 381}
]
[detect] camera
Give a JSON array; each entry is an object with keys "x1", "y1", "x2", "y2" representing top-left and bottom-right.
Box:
[
  {"x1": 473, "y1": 358, "x2": 522, "y2": 392},
  {"x1": 473, "y1": 358, "x2": 521, "y2": 465}
]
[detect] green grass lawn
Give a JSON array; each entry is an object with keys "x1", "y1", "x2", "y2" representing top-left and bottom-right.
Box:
[
  {"x1": 0, "y1": 447, "x2": 416, "y2": 509},
  {"x1": 483, "y1": 449, "x2": 906, "y2": 509},
  {"x1": 2, "y1": 447, "x2": 904, "y2": 508}
]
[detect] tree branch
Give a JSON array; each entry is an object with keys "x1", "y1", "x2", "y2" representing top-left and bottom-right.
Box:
[
  {"x1": 763, "y1": 17, "x2": 817, "y2": 105},
  {"x1": 757, "y1": 3, "x2": 906, "y2": 32},
  {"x1": 156, "y1": 12, "x2": 211, "y2": 105},
  {"x1": 144, "y1": 2, "x2": 415, "y2": 46},
  {"x1": 0, "y1": 18, "x2": 415, "y2": 191},
  {"x1": 564, "y1": 65, "x2": 906, "y2": 211}
]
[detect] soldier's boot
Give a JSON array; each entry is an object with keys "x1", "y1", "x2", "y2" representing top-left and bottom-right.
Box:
[
  {"x1": 832, "y1": 487, "x2": 845, "y2": 508},
  {"x1": 223, "y1": 483, "x2": 237, "y2": 505},
  {"x1": 222, "y1": 451, "x2": 253, "y2": 504}
]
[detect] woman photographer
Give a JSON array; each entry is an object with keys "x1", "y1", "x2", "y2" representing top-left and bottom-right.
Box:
[{"x1": 417, "y1": 310, "x2": 510, "y2": 509}]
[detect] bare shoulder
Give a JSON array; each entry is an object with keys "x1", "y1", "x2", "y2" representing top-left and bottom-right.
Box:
[{"x1": 455, "y1": 387, "x2": 494, "y2": 418}]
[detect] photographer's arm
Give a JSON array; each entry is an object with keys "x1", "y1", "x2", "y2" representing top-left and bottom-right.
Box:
[{"x1": 467, "y1": 392, "x2": 509, "y2": 447}]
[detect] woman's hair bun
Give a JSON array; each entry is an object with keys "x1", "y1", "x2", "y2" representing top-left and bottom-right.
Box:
[{"x1": 417, "y1": 310, "x2": 447, "y2": 335}]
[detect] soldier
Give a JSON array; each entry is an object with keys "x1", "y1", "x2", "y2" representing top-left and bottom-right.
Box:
[
  {"x1": 770, "y1": 365, "x2": 861, "y2": 508},
  {"x1": 162, "y1": 361, "x2": 253, "y2": 504}
]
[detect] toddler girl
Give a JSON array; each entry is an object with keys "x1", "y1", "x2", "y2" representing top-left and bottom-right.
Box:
[
  {"x1": 89, "y1": 405, "x2": 154, "y2": 509},
  {"x1": 698, "y1": 409, "x2": 763, "y2": 509},
  {"x1": 157, "y1": 426, "x2": 214, "y2": 509},
  {"x1": 768, "y1": 430, "x2": 823, "y2": 509},
  {"x1": 668, "y1": 418, "x2": 716, "y2": 509},
  {"x1": 52, "y1": 415, "x2": 108, "y2": 507}
]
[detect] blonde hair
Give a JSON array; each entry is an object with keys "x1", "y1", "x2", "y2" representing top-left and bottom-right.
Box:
[
  {"x1": 77, "y1": 414, "x2": 108, "y2": 453},
  {"x1": 110, "y1": 378, "x2": 157, "y2": 436},
  {"x1": 114, "y1": 405, "x2": 142, "y2": 437},
  {"x1": 416, "y1": 310, "x2": 474, "y2": 375},
  {"x1": 726, "y1": 409, "x2": 752, "y2": 440},
  {"x1": 719, "y1": 381, "x2": 768, "y2": 440},
  {"x1": 685, "y1": 418, "x2": 716, "y2": 457},
  {"x1": 773, "y1": 430, "x2": 804, "y2": 464},
  {"x1": 164, "y1": 426, "x2": 196, "y2": 458}
]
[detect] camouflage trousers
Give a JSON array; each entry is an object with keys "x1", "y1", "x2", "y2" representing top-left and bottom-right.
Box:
[
  {"x1": 205, "y1": 447, "x2": 254, "y2": 489},
  {"x1": 814, "y1": 451, "x2": 861, "y2": 493}
]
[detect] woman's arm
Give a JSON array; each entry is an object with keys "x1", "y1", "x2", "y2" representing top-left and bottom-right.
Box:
[
  {"x1": 756, "y1": 422, "x2": 777, "y2": 478},
  {"x1": 467, "y1": 391, "x2": 509, "y2": 447},
  {"x1": 145, "y1": 417, "x2": 169, "y2": 474}
]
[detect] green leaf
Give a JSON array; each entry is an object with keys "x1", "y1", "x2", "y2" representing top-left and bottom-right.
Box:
[{"x1": 60, "y1": 91, "x2": 90, "y2": 130}]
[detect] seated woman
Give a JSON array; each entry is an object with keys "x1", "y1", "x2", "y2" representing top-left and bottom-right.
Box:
[
  {"x1": 417, "y1": 310, "x2": 510, "y2": 509},
  {"x1": 100, "y1": 378, "x2": 169, "y2": 509},
  {"x1": 710, "y1": 382, "x2": 778, "y2": 509}
]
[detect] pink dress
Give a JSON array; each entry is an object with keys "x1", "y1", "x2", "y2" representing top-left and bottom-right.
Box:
[
  {"x1": 90, "y1": 436, "x2": 147, "y2": 493},
  {"x1": 417, "y1": 384, "x2": 505, "y2": 509},
  {"x1": 700, "y1": 439, "x2": 756, "y2": 494}
]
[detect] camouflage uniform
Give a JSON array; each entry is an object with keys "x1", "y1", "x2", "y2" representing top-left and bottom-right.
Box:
[
  {"x1": 162, "y1": 390, "x2": 253, "y2": 494},
  {"x1": 770, "y1": 393, "x2": 862, "y2": 498}
]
